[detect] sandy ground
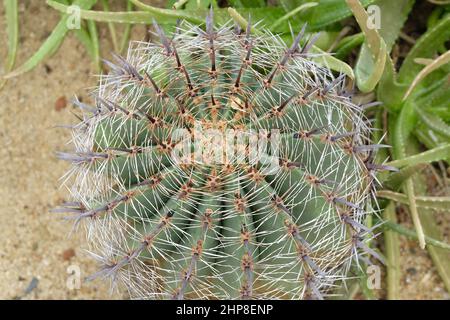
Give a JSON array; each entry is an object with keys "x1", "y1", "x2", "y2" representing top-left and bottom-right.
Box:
[
  {"x1": 389, "y1": 209, "x2": 449, "y2": 299},
  {"x1": 0, "y1": 2, "x2": 448, "y2": 300}
]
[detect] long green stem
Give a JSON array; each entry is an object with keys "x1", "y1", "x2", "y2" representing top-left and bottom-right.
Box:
[
  {"x1": 4, "y1": 0, "x2": 97, "y2": 79},
  {"x1": 87, "y1": 20, "x2": 101, "y2": 72},
  {"x1": 1, "y1": 0, "x2": 18, "y2": 89},
  {"x1": 377, "y1": 190, "x2": 450, "y2": 211},
  {"x1": 384, "y1": 221, "x2": 450, "y2": 250},
  {"x1": 383, "y1": 203, "x2": 401, "y2": 299},
  {"x1": 119, "y1": 1, "x2": 133, "y2": 55},
  {"x1": 47, "y1": 0, "x2": 203, "y2": 24},
  {"x1": 386, "y1": 144, "x2": 450, "y2": 168},
  {"x1": 270, "y1": 2, "x2": 318, "y2": 30},
  {"x1": 101, "y1": 0, "x2": 119, "y2": 52}
]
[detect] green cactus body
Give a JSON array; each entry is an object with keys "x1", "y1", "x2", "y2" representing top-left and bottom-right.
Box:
[{"x1": 57, "y1": 14, "x2": 380, "y2": 300}]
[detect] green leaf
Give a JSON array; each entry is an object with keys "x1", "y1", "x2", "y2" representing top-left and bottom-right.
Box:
[
  {"x1": 59, "y1": 0, "x2": 95, "y2": 59},
  {"x1": 414, "y1": 123, "x2": 449, "y2": 151},
  {"x1": 184, "y1": 0, "x2": 216, "y2": 9},
  {"x1": 383, "y1": 221, "x2": 450, "y2": 251},
  {"x1": 4, "y1": 0, "x2": 97, "y2": 79},
  {"x1": 404, "y1": 50, "x2": 450, "y2": 100},
  {"x1": 346, "y1": 0, "x2": 390, "y2": 92},
  {"x1": 392, "y1": 101, "x2": 426, "y2": 249},
  {"x1": 309, "y1": 46, "x2": 355, "y2": 79},
  {"x1": 383, "y1": 202, "x2": 401, "y2": 300},
  {"x1": 415, "y1": 73, "x2": 450, "y2": 109},
  {"x1": 377, "y1": 54, "x2": 409, "y2": 110},
  {"x1": 378, "y1": 190, "x2": 450, "y2": 211},
  {"x1": 87, "y1": 19, "x2": 101, "y2": 73},
  {"x1": 355, "y1": 41, "x2": 387, "y2": 92},
  {"x1": 421, "y1": 208, "x2": 450, "y2": 292},
  {"x1": 416, "y1": 107, "x2": 450, "y2": 139},
  {"x1": 281, "y1": 0, "x2": 376, "y2": 31},
  {"x1": 119, "y1": 0, "x2": 133, "y2": 54},
  {"x1": 0, "y1": 0, "x2": 19, "y2": 88},
  {"x1": 243, "y1": 0, "x2": 265, "y2": 7},
  {"x1": 399, "y1": 15, "x2": 450, "y2": 83},
  {"x1": 130, "y1": 0, "x2": 203, "y2": 22},
  {"x1": 375, "y1": 0, "x2": 414, "y2": 51},
  {"x1": 348, "y1": 0, "x2": 414, "y2": 93},
  {"x1": 334, "y1": 33, "x2": 365, "y2": 60},
  {"x1": 386, "y1": 144, "x2": 450, "y2": 168},
  {"x1": 49, "y1": 0, "x2": 378, "y2": 34},
  {"x1": 378, "y1": 17, "x2": 450, "y2": 109},
  {"x1": 101, "y1": 0, "x2": 119, "y2": 52},
  {"x1": 48, "y1": 0, "x2": 204, "y2": 25},
  {"x1": 73, "y1": 26, "x2": 95, "y2": 58},
  {"x1": 270, "y1": 2, "x2": 318, "y2": 30},
  {"x1": 171, "y1": 0, "x2": 189, "y2": 10},
  {"x1": 58, "y1": 0, "x2": 95, "y2": 60},
  {"x1": 382, "y1": 163, "x2": 427, "y2": 191},
  {"x1": 357, "y1": 0, "x2": 414, "y2": 108}
]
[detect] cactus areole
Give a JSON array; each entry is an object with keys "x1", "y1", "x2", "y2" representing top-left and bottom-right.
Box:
[{"x1": 57, "y1": 13, "x2": 383, "y2": 300}]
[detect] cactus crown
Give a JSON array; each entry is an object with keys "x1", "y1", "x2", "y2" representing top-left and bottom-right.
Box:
[{"x1": 57, "y1": 12, "x2": 382, "y2": 300}]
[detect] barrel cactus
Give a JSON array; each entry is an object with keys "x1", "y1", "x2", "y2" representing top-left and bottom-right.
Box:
[{"x1": 56, "y1": 12, "x2": 385, "y2": 300}]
